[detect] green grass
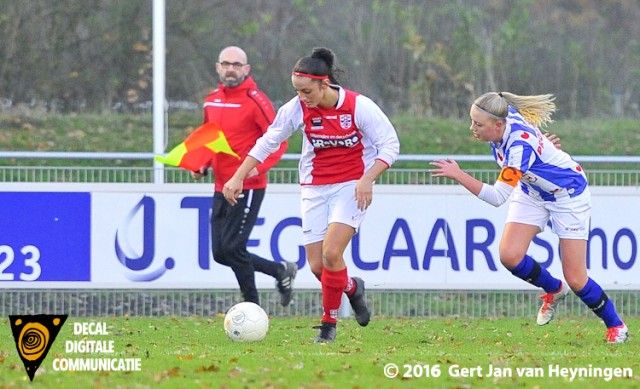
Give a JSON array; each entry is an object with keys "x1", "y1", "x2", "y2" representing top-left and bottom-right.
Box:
[
  {"x1": 1, "y1": 112, "x2": 639, "y2": 171},
  {"x1": 0, "y1": 316, "x2": 637, "y2": 388},
  {"x1": 1, "y1": 113, "x2": 637, "y2": 387}
]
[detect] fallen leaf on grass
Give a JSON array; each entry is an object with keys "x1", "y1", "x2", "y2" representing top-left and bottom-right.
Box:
[{"x1": 195, "y1": 364, "x2": 220, "y2": 373}]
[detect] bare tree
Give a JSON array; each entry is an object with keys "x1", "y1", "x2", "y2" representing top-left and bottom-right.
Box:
[{"x1": 1, "y1": 0, "x2": 639, "y2": 118}]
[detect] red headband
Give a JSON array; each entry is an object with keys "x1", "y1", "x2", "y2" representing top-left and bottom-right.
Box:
[{"x1": 292, "y1": 71, "x2": 329, "y2": 80}]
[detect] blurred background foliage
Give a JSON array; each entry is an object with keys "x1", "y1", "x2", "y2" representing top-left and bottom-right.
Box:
[{"x1": 1, "y1": 0, "x2": 639, "y2": 119}]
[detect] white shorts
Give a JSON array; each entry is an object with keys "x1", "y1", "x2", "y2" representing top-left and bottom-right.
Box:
[
  {"x1": 300, "y1": 181, "x2": 367, "y2": 245},
  {"x1": 506, "y1": 187, "x2": 591, "y2": 240}
]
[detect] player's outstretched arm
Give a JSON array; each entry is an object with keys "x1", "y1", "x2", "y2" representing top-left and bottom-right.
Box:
[
  {"x1": 429, "y1": 159, "x2": 483, "y2": 196},
  {"x1": 223, "y1": 156, "x2": 261, "y2": 205},
  {"x1": 431, "y1": 160, "x2": 517, "y2": 207}
]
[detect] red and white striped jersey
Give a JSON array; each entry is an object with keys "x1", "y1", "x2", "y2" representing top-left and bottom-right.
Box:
[{"x1": 249, "y1": 86, "x2": 400, "y2": 185}]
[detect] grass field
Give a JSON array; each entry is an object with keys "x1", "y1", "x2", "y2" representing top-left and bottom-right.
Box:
[
  {"x1": 0, "y1": 315, "x2": 637, "y2": 388},
  {"x1": 1, "y1": 112, "x2": 639, "y2": 172},
  {"x1": 1, "y1": 113, "x2": 638, "y2": 389}
]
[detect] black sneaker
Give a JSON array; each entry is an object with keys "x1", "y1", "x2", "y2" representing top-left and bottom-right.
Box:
[
  {"x1": 348, "y1": 277, "x2": 371, "y2": 327},
  {"x1": 276, "y1": 262, "x2": 297, "y2": 306},
  {"x1": 313, "y1": 322, "x2": 337, "y2": 343}
]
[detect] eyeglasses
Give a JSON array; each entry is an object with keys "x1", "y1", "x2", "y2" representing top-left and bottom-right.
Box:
[{"x1": 218, "y1": 61, "x2": 247, "y2": 70}]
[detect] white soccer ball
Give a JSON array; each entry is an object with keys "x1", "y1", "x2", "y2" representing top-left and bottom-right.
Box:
[{"x1": 223, "y1": 302, "x2": 269, "y2": 342}]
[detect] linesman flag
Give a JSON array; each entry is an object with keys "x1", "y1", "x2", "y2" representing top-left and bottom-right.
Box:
[{"x1": 154, "y1": 122, "x2": 240, "y2": 171}]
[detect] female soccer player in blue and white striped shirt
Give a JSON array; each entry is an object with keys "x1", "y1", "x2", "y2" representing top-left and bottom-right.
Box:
[{"x1": 430, "y1": 92, "x2": 628, "y2": 344}]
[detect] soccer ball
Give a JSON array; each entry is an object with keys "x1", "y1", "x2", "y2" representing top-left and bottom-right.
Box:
[{"x1": 223, "y1": 302, "x2": 269, "y2": 342}]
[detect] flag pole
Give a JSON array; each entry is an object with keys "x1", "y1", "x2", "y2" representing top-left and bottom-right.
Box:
[{"x1": 152, "y1": 0, "x2": 166, "y2": 184}]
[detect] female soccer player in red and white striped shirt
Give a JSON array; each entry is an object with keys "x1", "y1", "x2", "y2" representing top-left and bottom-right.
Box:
[{"x1": 223, "y1": 47, "x2": 400, "y2": 343}]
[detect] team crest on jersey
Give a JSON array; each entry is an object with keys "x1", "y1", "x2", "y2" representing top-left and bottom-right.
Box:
[{"x1": 339, "y1": 114, "x2": 352, "y2": 129}]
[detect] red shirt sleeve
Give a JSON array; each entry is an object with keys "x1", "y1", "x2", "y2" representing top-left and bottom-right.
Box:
[{"x1": 249, "y1": 88, "x2": 287, "y2": 174}]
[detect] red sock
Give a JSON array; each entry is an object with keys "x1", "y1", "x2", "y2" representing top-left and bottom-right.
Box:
[{"x1": 320, "y1": 267, "x2": 348, "y2": 324}]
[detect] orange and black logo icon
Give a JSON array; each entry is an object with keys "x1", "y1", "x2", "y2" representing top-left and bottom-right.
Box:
[{"x1": 9, "y1": 314, "x2": 67, "y2": 381}]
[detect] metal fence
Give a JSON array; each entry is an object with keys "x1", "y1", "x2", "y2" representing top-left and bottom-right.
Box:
[
  {"x1": 1, "y1": 165, "x2": 640, "y2": 186},
  {"x1": 1, "y1": 163, "x2": 639, "y2": 318},
  {"x1": 1, "y1": 289, "x2": 638, "y2": 319}
]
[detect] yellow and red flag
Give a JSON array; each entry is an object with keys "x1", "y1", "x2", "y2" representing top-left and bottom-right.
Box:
[{"x1": 154, "y1": 122, "x2": 239, "y2": 171}]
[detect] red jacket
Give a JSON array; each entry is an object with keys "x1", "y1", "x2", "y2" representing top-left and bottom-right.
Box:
[{"x1": 202, "y1": 76, "x2": 287, "y2": 192}]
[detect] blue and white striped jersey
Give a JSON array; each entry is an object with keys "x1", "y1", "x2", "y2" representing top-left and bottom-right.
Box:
[{"x1": 490, "y1": 107, "x2": 588, "y2": 202}]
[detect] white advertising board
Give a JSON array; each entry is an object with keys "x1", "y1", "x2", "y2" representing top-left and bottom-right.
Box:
[{"x1": 1, "y1": 183, "x2": 638, "y2": 289}]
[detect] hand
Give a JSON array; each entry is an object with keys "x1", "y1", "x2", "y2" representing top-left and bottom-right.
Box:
[
  {"x1": 222, "y1": 177, "x2": 243, "y2": 206},
  {"x1": 190, "y1": 166, "x2": 208, "y2": 180},
  {"x1": 429, "y1": 158, "x2": 462, "y2": 179},
  {"x1": 544, "y1": 131, "x2": 562, "y2": 150},
  {"x1": 246, "y1": 167, "x2": 259, "y2": 179},
  {"x1": 355, "y1": 177, "x2": 374, "y2": 211}
]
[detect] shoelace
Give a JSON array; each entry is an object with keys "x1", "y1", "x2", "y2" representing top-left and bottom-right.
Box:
[
  {"x1": 606, "y1": 327, "x2": 620, "y2": 342},
  {"x1": 539, "y1": 293, "x2": 555, "y2": 311}
]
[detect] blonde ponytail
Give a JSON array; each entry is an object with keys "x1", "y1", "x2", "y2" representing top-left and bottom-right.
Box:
[{"x1": 473, "y1": 92, "x2": 556, "y2": 128}]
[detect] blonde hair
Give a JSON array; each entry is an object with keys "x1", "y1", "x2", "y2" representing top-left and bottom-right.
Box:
[{"x1": 473, "y1": 92, "x2": 556, "y2": 128}]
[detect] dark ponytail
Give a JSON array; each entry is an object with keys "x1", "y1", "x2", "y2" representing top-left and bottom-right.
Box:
[{"x1": 293, "y1": 47, "x2": 342, "y2": 84}]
